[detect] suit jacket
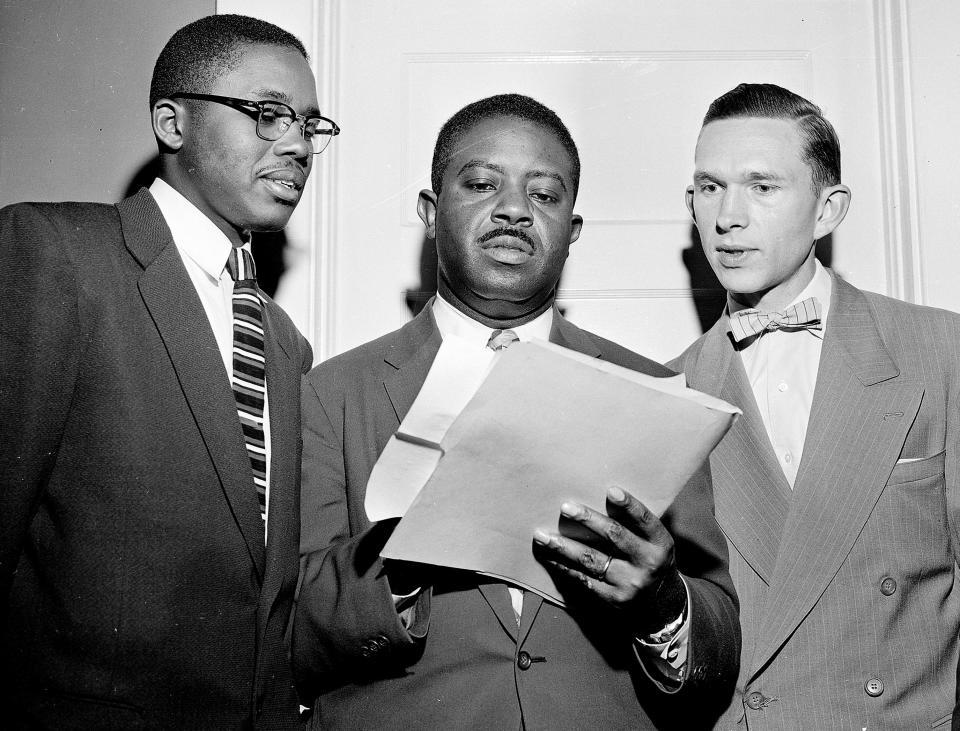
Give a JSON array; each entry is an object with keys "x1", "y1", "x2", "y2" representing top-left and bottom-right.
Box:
[
  {"x1": 293, "y1": 305, "x2": 740, "y2": 730},
  {"x1": 0, "y1": 190, "x2": 312, "y2": 730},
  {"x1": 671, "y1": 272, "x2": 960, "y2": 730}
]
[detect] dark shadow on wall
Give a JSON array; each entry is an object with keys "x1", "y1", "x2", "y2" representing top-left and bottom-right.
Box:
[
  {"x1": 122, "y1": 154, "x2": 288, "y2": 298},
  {"x1": 681, "y1": 223, "x2": 835, "y2": 335},
  {"x1": 405, "y1": 233, "x2": 438, "y2": 318},
  {"x1": 124, "y1": 156, "x2": 160, "y2": 199}
]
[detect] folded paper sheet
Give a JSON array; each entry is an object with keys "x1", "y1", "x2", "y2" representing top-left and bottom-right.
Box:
[{"x1": 372, "y1": 339, "x2": 740, "y2": 606}]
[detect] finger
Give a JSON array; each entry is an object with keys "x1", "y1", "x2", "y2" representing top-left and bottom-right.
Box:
[
  {"x1": 533, "y1": 528, "x2": 616, "y2": 580},
  {"x1": 605, "y1": 487, "x2": 673, "y2": 549},
  {"x1": 559, "y1": 500, "x2": 645, "y2": 559},
  {"x1": 538, "y1": 554, "x2": 622, "y2": 603}
]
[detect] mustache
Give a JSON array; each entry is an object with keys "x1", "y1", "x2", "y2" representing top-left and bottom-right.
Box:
[{"x1": 477, "y1": 227, "x2": 535, "y2": 247}]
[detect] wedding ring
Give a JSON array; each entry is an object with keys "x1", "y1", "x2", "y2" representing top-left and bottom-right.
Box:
[{"x1": 596, "y1": 554, "x2": 614, "y2": 581}]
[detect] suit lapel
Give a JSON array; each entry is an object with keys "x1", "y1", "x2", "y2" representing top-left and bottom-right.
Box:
[
  {"x1": 750, "y1": 275, "x2": 922, "y2": 677},
  {"x1": 703, "y1": 318, "x2": 791, "y2": 585},
  {"x1": 262, "y1": 302, "x2": 301, "y2": 595},
  {"x1": 119, "y1": 191, "x2": 266, "y2": 580},
  {"x1": 382, "y1": 306, "x2": 443, "y2": 425}
]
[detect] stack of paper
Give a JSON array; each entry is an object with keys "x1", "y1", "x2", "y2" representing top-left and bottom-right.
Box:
[{"x1": 367, "y1": 338, "x2": 739, "y2": 605}]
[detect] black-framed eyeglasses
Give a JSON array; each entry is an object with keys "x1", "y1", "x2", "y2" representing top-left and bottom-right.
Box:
[{"x1": 170, "y1": 93, "x2": 340, "y2": 155}]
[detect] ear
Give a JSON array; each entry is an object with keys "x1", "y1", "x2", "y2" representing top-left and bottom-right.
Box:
[
  {"x1": 685, "y1": 185, "x2": 696, "y2": 221},
  {"x1": 569, "y1": 213, "x2": 583, "y2": 246},
  {"x1": 814, "y1": 184, "x2": 851, "y2": 240},
  {"x1": 152, "y1": 98, "x2": 186, "y2": 152},
  {"x1": 417, "y1": 189, "x2": 439, "y2": 239}
]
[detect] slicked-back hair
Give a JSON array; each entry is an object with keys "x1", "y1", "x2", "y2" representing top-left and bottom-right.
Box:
[
  {"x1": 431, "y1": 94, "x2": 580, "y2": 200},
  {"x1": 149, "y1": 14, "x2": 308, "y2": 108},
  {"x1": 703, "y1": 83, "x2": 841, "y2": 193}
]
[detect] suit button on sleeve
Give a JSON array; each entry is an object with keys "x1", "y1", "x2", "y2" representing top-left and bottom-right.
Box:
[
  {"x1": 864, "y1": 678, "x2": 884, "y2": 697},
  {"x1": 360, "y1": 634, "x2": 390, "y2": 658},
  {"x1": 880, "y1": 577, "x2": 897, "y2": 595},
  {"x1": 517, "y1": 651, "x2": 532, "y2": 670},
  {"x1": 745, "y1": 691, "x2": 766, "y2": 710}
]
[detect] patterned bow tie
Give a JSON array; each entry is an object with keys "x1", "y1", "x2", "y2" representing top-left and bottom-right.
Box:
[{"x1": 728, "y1": 297, "x2": 823, "y2": 343}]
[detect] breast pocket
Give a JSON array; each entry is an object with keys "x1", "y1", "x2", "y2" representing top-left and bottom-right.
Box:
[{"x1": 888, "y1": 450, "x2": 945, "y2": 486}]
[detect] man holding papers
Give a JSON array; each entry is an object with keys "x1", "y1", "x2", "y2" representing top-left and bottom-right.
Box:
[
  {"x1": 294, "y1": 94, "x2": 739, "y2": 729},
  {"x1": 672, "y1": 83, "x2": 960, "y2": 729}
]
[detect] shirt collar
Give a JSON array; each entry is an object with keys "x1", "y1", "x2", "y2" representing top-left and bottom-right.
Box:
[
  {"x1": 149, "y1": 177, "x2": 243, "y2": 281},
  {"x1": 432, "y1": 292, "x2": 554, "y2": 347},
  {"x1": 726, "y1": 258, "x2": 833, "y2": 327}
]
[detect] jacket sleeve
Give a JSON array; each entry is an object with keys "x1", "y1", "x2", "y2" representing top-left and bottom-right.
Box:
[
  {"x1": 667, "y1": 462, "x2": 740, "y2": 711},
  {"x1": 292, "y1": 373, "x2": 429, "y2": 702},
  {"x1": 0, "y1": 204, "x2": 83, "y2": 618}
]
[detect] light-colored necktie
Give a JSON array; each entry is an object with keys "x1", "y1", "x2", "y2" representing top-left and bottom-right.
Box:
[
  {"x1": 728, "y1": 297, "x2": 822, "y2": 343},
  {"x1": 486, "y1": 328, "x2": 522, "y2": 623},
  {"x1": 226, "y1": 247, "x2": 268, "y2": 522},
  {"x1": 487, "y1": 328, "x2": 520, "y2": 352}
]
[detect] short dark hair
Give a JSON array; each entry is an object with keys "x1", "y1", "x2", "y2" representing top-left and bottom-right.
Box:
[
  {"x1": 703, "y1": 83, "x2": 841, "y2": 193},
  {"x1": 431, "y1": 94, "x2": 581, "y2": 199},
  {"x1": 149, "y1": 14, "x2": 308, "y2": 108}
]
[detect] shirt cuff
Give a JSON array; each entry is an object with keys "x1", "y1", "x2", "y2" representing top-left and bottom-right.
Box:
[{"x1": 633, "y1": 577, "x2": 692, "y2": 692}]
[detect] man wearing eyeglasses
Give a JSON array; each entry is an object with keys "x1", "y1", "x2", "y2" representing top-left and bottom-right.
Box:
[{"x1": 0, "y1": 14, "x2": 335, "y2": 730}]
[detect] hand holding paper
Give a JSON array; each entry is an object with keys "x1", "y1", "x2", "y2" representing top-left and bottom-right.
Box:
[{"x1": 533, "y1": 487, "x2": 687, "y2": 636}]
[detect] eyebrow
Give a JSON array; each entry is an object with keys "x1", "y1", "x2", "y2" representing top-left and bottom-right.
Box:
[
  {"x1": 457, "y1": 160, "x2": 568, "y2": 192},
  {"x1": 693, "y1": 169, "x2": 787, "y2": 184},
  {"x1": 250, "y1": 87, "x2": 321, "y2": 117}
]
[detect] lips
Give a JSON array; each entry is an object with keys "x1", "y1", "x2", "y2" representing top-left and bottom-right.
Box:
[
  {"x1": 714, "y1": 243, "x2": 754, "y2": 266},
  {"x1": 478, "y1": 228, "x2": 535, "y2": 254},
  {"x1": 259, "y1": 166, "x2": 306, "y2": 202}
]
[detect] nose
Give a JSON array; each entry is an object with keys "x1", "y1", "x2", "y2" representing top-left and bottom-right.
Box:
[
  {"x1": 715, "y1": 187, "x2": 747, "y2": 232},
  {"x1": 491, "y1": 183, "x2": 533, "y2": 227},
  {"x1": 272, "y1": 117, "x2": 313, "y2": 165}
]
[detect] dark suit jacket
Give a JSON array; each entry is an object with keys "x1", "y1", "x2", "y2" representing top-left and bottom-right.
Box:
[
  {"x1": 671, "y1": 273, "x2": 960, "y2": 730},
  {"x1": 0, "y1": 190, "x2": 312, "y2": 730},
  {"x1": 293, "y1": 305, "x2": 739, "y2": 730}
]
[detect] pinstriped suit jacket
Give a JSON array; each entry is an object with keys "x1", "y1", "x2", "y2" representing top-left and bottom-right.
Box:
[{"x1": 671, "y1": 272, "x2": 960, "y2": 731}]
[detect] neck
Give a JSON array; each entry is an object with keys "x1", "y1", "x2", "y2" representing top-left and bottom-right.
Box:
[
  {"x1": 157, "y1": 168, "x2": 246, "y2": 245},
  {"x1": 437, "y1": 278, "x2": 554, "y2": 329}
]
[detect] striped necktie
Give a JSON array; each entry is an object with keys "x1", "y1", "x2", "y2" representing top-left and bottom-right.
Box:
[
  {"x1": 728, "y1": 297, "x2": 823, "y2": 343},
  {"x1": 226, "y1": 247, "x2": 268, "y2": 522}
]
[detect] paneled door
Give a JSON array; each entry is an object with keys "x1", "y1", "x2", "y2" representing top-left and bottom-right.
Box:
[{"x1": 222, "y1": 0, "x2": 926, "y2": 364}]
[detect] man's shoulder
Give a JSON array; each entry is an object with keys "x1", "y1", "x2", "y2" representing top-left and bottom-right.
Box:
[
  {"x1": 565, "y1": 320, "x2": 676, "y2": 378},
  {"x1": 304, "y1": 313, "x2": 432, "y2": 390},
  {"x1": 856, "y1": 285, "x2": 960, "y2": 330},
  {"x1": 669, "y1": 330, "x2": 713, "y2": 372},
  {"x1": 1, "y1": 199, "x2": 120, "y2": 235}
]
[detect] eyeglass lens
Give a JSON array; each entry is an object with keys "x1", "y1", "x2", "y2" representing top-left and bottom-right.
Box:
[{"x1": 257, "y1": 102, "x2": 335, "y2": 154}]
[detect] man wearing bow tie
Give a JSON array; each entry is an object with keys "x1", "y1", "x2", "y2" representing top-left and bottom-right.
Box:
[
  {"x1": 293, "y1": 93, "x2": 739, "y2": 729},
  {"x1": 671, "y1": 82, "x2": 960, "y2": 730}
]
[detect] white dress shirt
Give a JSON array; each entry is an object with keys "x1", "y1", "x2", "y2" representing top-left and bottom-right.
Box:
[
  {"x1": 149, "y1": 178, "x2": 273, "y2": 526},
  {"x1": 431, "y1": 294, "x2": 552, "y2": 621},
  {"x1": 730, "y1": 260, "x2": 832, "y2": 487}
]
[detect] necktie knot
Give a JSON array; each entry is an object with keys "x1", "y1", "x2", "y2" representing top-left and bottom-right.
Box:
[
  {"x1": 487, "y1": 328, "x2": 519, "y2": 352},
  {"x1": 729, "y1": 297, "x2": 823, "y2": 343},
  {"x1": 226, "y1": 247, "x2": 257, "y2": 283}
]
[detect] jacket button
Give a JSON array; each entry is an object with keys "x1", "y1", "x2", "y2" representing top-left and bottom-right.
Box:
[
  {"x1": 745, "y1": 691, "x2": 765, "y2": 710},
  {"x1": 359, "y1": 634, "x2": 390, "y2": 658},
  {"x1": 880, "y1": 577, "x2": 897, "y2": 595},
  {"x1": 517, "y1": 650, "x2": 532, "y2": 670},
  {"x1": 864, "y1": 678, "x2": 884, "y2": 697}
]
